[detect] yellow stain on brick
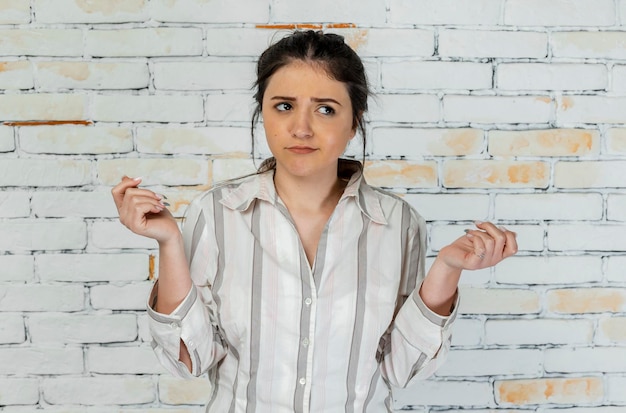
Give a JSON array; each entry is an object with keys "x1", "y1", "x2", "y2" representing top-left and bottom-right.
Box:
[
  {"x1": 535, "y1": 96, "x2": 552, "y2": 104},
  {"x1": 561, "y1": 96, "x2": 574, "y2": 110},
  {"x1": 497, "y1": 377, "x2": 603, "y2": 405},
  {"x1": 343, "y1": 29, "x2": 369, "y2": 51},
  {"x1": 75, "y1": 0, "x2": 146, "y2": 14},
  {"x1": 429, "y1": 129, "x2": 482, "y2": 156},
  {"x1": 148, "y1": 254, "x2": 155, "y2": 281},
  {"x1": 599, "y1": 317, "x2": 626, "y2": 343},
  {"x1": 0, "y1": 61, "x2": 29, "y2": 72},
  {"x1": 38, "y1": 61, "x2": 90, "y2": 81},
  {"x1": 547, "y1": 288, "x2": 626, "y2": 314},
  {"x1": 364, "y1": 160, "x2": 437, "y2": 188},
  {"x1": 490, "y1": 129, "x2": 598, "y2": 156},
  {"x1": 444, "y1": 160, "x2": 548, "y2": 188}
]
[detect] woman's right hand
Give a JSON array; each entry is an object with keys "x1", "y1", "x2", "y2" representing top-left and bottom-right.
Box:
[{"x1": 111, "y1": 176, "x2": 180, "y2": 244}]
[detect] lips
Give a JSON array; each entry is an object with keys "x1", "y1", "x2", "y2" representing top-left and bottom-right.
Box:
[{"x1": 286, "y1": 146, "x2": 317, "y2": 154}]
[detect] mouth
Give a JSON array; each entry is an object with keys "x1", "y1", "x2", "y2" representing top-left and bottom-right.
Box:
[{"x1": 286, "y1": 146, "x2": 317, "y2": 154}]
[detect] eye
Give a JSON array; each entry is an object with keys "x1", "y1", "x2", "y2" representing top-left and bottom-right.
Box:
[
  {"x1": 275, "y1": 102, "x2": 292, "y2": 111},
  {"x1": 317, "y1": 105, "x2": 335, "y2": 115}
]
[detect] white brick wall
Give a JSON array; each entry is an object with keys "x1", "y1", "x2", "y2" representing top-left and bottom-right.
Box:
[{"x1": 0, "y1": 1, "x2": 624, "y2": 411}]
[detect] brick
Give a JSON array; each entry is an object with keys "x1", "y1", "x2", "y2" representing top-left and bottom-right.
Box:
[
  {"x1": 0, "y1": 93, "x2": 87, "y2": 122},
  {"x1": 431, "y1": 223, "x2": 544, "y2": 252},
  {"x1": 540, "y1": 408, "x2": 626, "y2": 413},
  {"x1": 606, "y1": 256, "x2": 626, "y2": 282},
  {"x1": 404, "y1": 194, "x2": 489, "y2": 221},
  {"x1": 90, "y1": 282, "x2": 153, "y2": 310},
  {"x1": 0, "y1": 191, "x2": 30, "y2": 217},
  {"x1": 0, "y1": 255, "x2": 33, "y2": 282},
  {"x1": 549, "y1": 224, "x2": 626, "y2": 251},
  {"x1": 372, "y1": 128, "x2": 482, "y2": 157},
  {"x1": 97, "y1": 158, "x2": 209, "y2": 186},
  {"x1": 495, "y1": 256, "x2": 601, "y2": 285},
  {"x1": 495, "y1": 193, "x2": 602, "y2": 221},
  {"x1": 438, "y1": 349, "x2": 542, "y2": 377},
  {"x1": 0, "y1": 29, "x2": 82, "y2": 56},
  {"x1": 0, "y1": 347, "x2": 83, "y2": 374},
  {"x1": 545, "y1": 347, "x2": 626, "y2": 373},
  {"x1": 547, "y1": 288, "x2": 626, "y2": 314},
  {"x1": 496, "y1": 377, "x2": 603, "y2": 405},
  {"x1": 459, "y1": 287, "x2": 541, "y2": 315},
  {"x1": 383, "y1": 62, "x2": 491, "y2": 91},
  {"x1": 88, "y1": 345, "x2": 164, "y2": 374},
  {"x1": 389, "y1": 0, "x2": 502, "y2": 25},
  {"x1": 485, "y1": 319, "x2": 593, "y2": 345},
  {"x1": 93, "y1": 94, "x2": 203, "y2": 123},
  {"x1": 29, "y1": 314, "x2": 137, "y2": 343},
  {"x1": 90, "y1": 221, "x2": 158, "y2": 250},
  {"x1": 505, "y1": 0, "x2": 615, "y2": 26},
  {"x1": 150, "y1": 0, "x2": 269, "y2": 23},
  {"x1": 20, "y1": 126, "x2": 133, "y2": 155},
  {"x1": 489, "y1": 128, "x2": 600, "y2": 156},
  {"x1": 34, "y1": 0, "x2": 147, "y2": 23},
  {"x1": 0, "y1": 0, "x2": 31, "y2": 24},
  {"x1": 607, "y1": 194, "x2": 626, "y2": 221},
  {"x1": 31, "y1": 190, "x2": 118, "y2": 218},
  {"x1": 205, "y1": 28, "x2": 275, "y2": 57},
  {"x1": 36, "y1": 61, "x2": 149, "y2": 90},
  {"x1": 606, "y1": 128, "x2": 626, "y2": 154},
  {"x1": 272, "y1": 0, "x2": 385, "y2": 24},
  {"x1": 0, "y1": 379, "x2": 39, "y2": 405},
  {"x1": 0, "y1": 125, "x2": 14, "y2": 151},
  {"x1": 439, "y1": 30, "x2": 547, "y2": 58},
  {"x1": 0, "y1": 284, "x2": 84, "y2": 311},
  {"x1": 559, "y1": 96, "x2": 626, "y2": 124},
  {"x1": 159, "y1": 376, "x2": 213, "y2": 405},
  {"x1": 211, "y1": 158, "x2": 257, "y2": 183},
  {"x1": 607, "y1": 376, "x2": 626, "y2": 403},
  {"x1": 370, "y1": 94, "x2": 440, "y2": 123},
  {"x1": 137, "y1": 313, "x2": 152, "y2": 342},
  {"x1": 394, "y1": 381, "x2": 492, "y2": 407},
  {"x1": 0, "y1": 219, "x2": 86, "y2": 251},
  {"x1": 553, "y1": 32, "x2": 626, "y2": 59},
  {"x1": 444, "y1": 95, "x2": 552, "y2": 124},
  {"x1": 0, "y1": 159, "x2": 91, "y2": 187},
  {"x1": 86, "y1": 28, "x2": 203, "y2": 57},
  {"x1": 450, "y1": 318, "x2": 482, "y2": 346},
  {"x1": 37, "y1": 253, "x2": 148, "y2": 282},
  {"x1": 206, "y1": 93, "x2": 255, "y2": 122},
  {"x1": 443, "y1": 160, "x2": 549, "y2": 189},
  {"x1": 154, "y1": 61, "x2": 255, "y2": 91},
  {"x1": 42, "y1": 377, "x2": 154, "y2": 405},
  {"x1": 555, "y1": 161, "x2": 626, "y2": 188},
  {"x1": 610, "y1": 65, "x2": 626, "y2": 93},
  {"x1": 0, "y1": 314, "x2": 25, "y2": 344},
  {"x1": 137, "y1": 126, "x2": 251, "y2": 156},
  {"x1": 331, "y1": 28, "x2": 434, "y2": 57},
  {"x1": 0, "y1": 60, "x2": 33, "y2": 89},
  {"x1": 364, "y1": 160, "x2": 437, "y2": 189}
]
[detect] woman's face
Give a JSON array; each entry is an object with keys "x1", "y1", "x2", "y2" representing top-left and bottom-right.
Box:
[{"x1": 261, "y1": 60, "x2": 356, "y2": 180}]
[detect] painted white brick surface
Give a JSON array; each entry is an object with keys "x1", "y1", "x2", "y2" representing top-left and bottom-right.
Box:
[{"x1": 1, "y1": 2, "x2": 624, "y2": 411}]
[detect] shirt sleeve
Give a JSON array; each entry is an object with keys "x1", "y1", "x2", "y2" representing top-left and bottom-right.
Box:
[
  {"x1": 146, "y1": 194, "x2": 228, "y2": 378},
  {"x1": 379, "y1": 206, "x2": 460, "y2": 388}
]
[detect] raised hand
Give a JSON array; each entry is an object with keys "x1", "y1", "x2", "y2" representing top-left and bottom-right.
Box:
[{"x1": 111, "y1": 176, "x2": 180, "y2": 243}]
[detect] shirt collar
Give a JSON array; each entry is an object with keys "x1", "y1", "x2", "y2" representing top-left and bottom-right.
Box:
[{"x1": 219, "y1": 159, "x2": 387, "y2": 225}]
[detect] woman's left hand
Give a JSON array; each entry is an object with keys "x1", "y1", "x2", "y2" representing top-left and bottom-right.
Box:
[{"x1": 438, "y1": 221, "x2": 518, "y2": 271}]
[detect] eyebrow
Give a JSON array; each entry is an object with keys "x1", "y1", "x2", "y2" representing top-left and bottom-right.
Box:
[{"x1": 270, "y1": 96, "x2": 343, "y2": 106}]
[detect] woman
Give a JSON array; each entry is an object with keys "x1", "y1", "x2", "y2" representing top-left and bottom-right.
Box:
[{"x1": 112, "y1": 30, "x2": 517, "y2": 412}]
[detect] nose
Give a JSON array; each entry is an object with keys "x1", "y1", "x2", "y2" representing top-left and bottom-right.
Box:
[{"x1": 290, "y1": 108, "x2": 313, "y2": 139}]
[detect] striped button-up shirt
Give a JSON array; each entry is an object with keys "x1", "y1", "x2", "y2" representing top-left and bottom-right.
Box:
[{"x1": 147, "y1": 159, "x2": 458, "y2": 412}]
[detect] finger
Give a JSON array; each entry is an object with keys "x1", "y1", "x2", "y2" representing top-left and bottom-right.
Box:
[
  {"x1": 120, "y1": 200, "x2": 165, "y2": 230},
  {"x1": 501, "y1": 227, "x2": 518, "y2": 258},
  {"x1": 465, "y1": 230, "x2": 487, "y2": 264},
  {"x1": 111, "y1": 176, "x2": 142, "y2": 209},
  {"x1": 474, "y1": 221, "x2": 507, "y2": 258}
]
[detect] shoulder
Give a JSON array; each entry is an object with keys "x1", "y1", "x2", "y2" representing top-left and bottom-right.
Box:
[
  {"x1": 363, "y1": 182, "x2": 426, "y2": 230},
  {"x1": 185, "y1": 172, "x2": 262, "y2": 217}
]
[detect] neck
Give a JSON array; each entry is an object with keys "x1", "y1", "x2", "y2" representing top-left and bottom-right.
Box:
[{"x1": 273, "y1": 166, "x2": 345, "y2": 212}]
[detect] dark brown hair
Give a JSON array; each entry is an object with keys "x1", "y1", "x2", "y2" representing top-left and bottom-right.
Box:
[{"x1": 251, "y1": 30, "x2": 371, "y2": 172}]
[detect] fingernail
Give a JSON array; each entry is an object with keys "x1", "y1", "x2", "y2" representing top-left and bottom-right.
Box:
[
  {"x1": 464, "y1": 229, "x2": 471, "y2": 233},
  {"x1": 498, "y1": 225, "x2": 507, "y2": 231},
  {"x1": 474, "y1": 220, "x2": 484, "y2": 225},
  {"x1": 163, "y1": 202, "x2": 170, "y2": 207},
  {"x1": 133, "y1": 176, "x2": 142, "y2": 181}
]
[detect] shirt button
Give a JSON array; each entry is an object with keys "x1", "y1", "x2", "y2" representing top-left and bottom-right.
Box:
[
  {"x1": 170, "y1": 322, "x2": 178, "y2": 329},
  {"x1": 299, "y1": 377, "x2": 306, "y2": 385},
  {"x1": 304, "y1": 298, "x2": 312, "y2": 305},
  {"x1": 302, "y1": 338, "x2": 309, "y2": 346}
]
